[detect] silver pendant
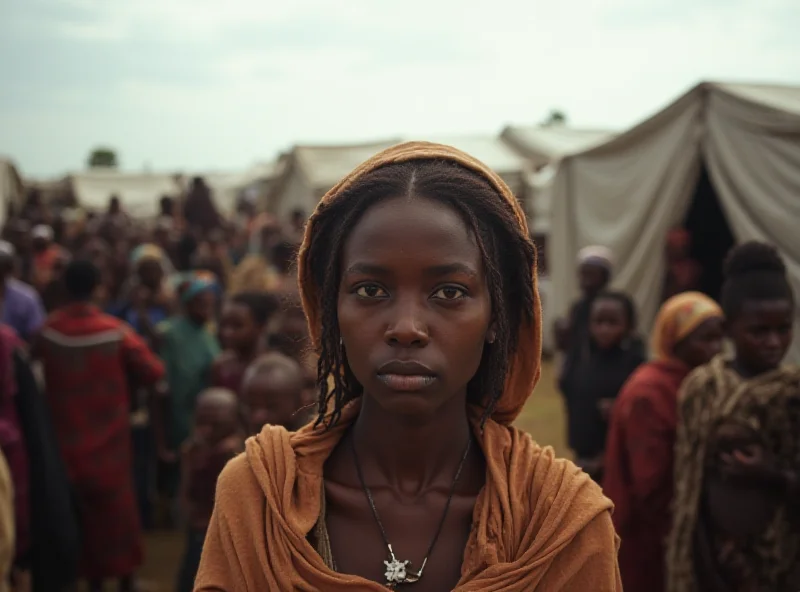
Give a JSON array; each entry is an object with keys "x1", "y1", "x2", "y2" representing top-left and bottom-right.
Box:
[{"x1": 383, "y1": 546, "x2": 422, "y2": 587}]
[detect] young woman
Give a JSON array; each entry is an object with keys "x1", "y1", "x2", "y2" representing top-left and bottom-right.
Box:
[
  {"x1": 603, "y1": 291, "x2": 724, "y2": 592},
  {"x1": 560, "y1": 291, "x2": 645, "y2": 481},
  {"x1": 667, "y1": 242, "x2": 798, "y2": 592},
  {"x1": 195, "y1": 142, "x2": 620, "y2": 591}
]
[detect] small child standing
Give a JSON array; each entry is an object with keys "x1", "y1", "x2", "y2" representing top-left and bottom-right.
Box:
[
  {"x1": 560, "y1": 291, "x2": 645, "y2": 481},
  {"x1": 241, "y1": 353, "x2": 311, "y2": 435},
  {"x1": 176, "y1": 388, "x2": 243, "y2": 592},
  {"x1": 212, "y1": 292, "x2": 279, "y2": 396}
]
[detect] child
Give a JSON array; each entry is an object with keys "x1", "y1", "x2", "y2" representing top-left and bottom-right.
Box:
[
  {"x1": 176, "y1": 388, "x2": 243, "y2": 592},
  {"x1": 212, "y1": 292, "x2": 279, "y2": 396},
  {"x1": 153, "y1": 274, "x2": 221, "y2": 502},
  {"x1": 668, "y1": 242, "x2": 798, "y2": 591},
  {"x1": 560, "y1": 291, "x2": 645, "y2": 481},
  {"x1": 241, "y1": 353, "x2": 311, "y2": 435}
]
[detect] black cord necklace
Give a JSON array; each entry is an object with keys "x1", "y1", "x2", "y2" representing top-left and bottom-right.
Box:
[{"x1": 351, "y1": 433, "x2": 472, "y2": 588}]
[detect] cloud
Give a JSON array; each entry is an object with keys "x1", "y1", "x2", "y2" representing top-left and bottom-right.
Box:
[{"x1": 1, "y1": 0, "x2": 799, "y2": 176}]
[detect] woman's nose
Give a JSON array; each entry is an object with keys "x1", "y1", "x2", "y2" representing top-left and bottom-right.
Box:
[{"x1": 384, "y1": 299, "x2": 429, "y2": 347}]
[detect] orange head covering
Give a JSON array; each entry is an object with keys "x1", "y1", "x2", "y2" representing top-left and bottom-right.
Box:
[
  {"x1": 298, "y1": 141, "x2": 542, "y2": 425},
  {"x1": 651, "y1": 291, "x2": 723, "y2": 361},
  {"x1": 195, "y1": 142, "x2": 620, "y2": 592}
]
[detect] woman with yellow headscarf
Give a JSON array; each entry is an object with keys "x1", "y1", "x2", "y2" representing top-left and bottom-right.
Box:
[
  {"x1": 195, "y1": 142, "x2": 620, "y2": 591},
  {"x1": 603, "y1": 291, "x2": 724, "y2": 592}
]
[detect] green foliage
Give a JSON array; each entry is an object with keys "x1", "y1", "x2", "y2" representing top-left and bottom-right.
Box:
[{"x1": 87, "y1": 147, "x2": 119, "y2": 169}]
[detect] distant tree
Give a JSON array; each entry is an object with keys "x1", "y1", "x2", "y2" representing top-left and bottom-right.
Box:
[
  {"x1": 542, "y1": 109, "x2": 567, "y2": 127},
  {"x1": 87, "y1": 147, "x2": 119, "y2": 169}
]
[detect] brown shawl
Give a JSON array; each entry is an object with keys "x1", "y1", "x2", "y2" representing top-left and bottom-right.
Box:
[{"x1": 195, "y1": 142, "x2": 621, "y2": 591}]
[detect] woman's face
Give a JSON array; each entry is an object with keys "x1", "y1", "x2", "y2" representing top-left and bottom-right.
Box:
[
  {"x1": 337, "y1": 195, "x2": 493, "y2": 420},
  {"x1": 674, "y1": 316, "x2": 725, "y2": 368},
  {"x1": 729, "y1": 298, "x2": 794, "y2": 374}
]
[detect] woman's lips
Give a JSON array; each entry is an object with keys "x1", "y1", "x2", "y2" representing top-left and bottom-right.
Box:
[{"x1": 377, "y1": 373, "x2": 437, "y2": 392}]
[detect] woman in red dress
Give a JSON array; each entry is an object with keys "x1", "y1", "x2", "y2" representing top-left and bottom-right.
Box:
[
  {"x1": 36, "y1": 260, "x2": 165, "y2": 592},
  {"x1": 603, "y1": 292, "x2": 724, "y2": 592}
]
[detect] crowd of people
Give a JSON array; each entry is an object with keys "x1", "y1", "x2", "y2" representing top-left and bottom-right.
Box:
[
  {"x1": 0, "y1": 141, "x2": 796, "y2": 592},
  {"x1": 0, "y1": 178, "x2": 315, "y2": 591},
  {"x1": 556, "y1": 240, "x2": 798, "y2": 590}
]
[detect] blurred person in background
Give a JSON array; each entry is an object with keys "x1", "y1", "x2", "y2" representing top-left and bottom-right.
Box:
[
  {"x1": 183, "y1": 177, "x2": 222, "y2": 235},
  {"x1": 554, "y1": 246, "x2": 614, "y2": 384},
  {"x1": 176, "y1": 388, "x2": 243, "y2": 592},
  {"x1": 559, "y1": 291, "x2": 645, "y2": 482},
  {"x1": 35, "y1": 259, "x2": 165, "y2": 592},
  {"x1": 667, "y1": 242, "x2": 798, "y2": 591},
  {"x1": 29, "y1": 225, "x2": 66, "y2": 293},
  {"x1": 0, "y1": 325, "x2": 30, "y2": 590},
  {"x1": 152, "y1": 274, "x2": 220, "y2": 510},
  {"x1": 662, "y1": 227, "x2": 702, "y2": 301},
  {"x1": 0, "y1": 448, "x2": 12, "y2": 592},
  {"x1": 604, "y1": 291, "x2": 724, "y2": 592},
  {"x1": 240, "y1": 353, "x2": 310, "y2": 435},
  {"x1": 0, "y1": 241, "x2": 45, "y2": 342},
  {"x1": 212, "y1": 292, "x2": 279, "y2": 396}
]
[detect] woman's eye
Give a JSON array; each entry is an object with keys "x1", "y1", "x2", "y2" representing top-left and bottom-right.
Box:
[
  {"x1": 356, "y1": 284, "x2": 387, "y2": 298},
  {"x1": 432, "y1": 286, "x2": 466, "y2": 301}
]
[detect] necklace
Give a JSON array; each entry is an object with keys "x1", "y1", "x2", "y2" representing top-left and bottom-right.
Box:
[{"x1": 351, "y1": 432, "x2": 472, "y2": 588}]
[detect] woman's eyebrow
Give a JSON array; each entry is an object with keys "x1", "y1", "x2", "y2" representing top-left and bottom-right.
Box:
[
  {"x1": 424, "y1": 263, "x2": 478, "y2": 278},
  {"x1": 344, "y1": 262, "x2": 389, "y2": 276}
]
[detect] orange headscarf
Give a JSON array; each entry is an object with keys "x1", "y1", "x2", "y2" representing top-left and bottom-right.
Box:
[
  {"x1": 651, "y1": 292, "x2": 723, "y2": 361},
  {"x1": 195, "y1": 142, "x2": 620, "y2": 591}
]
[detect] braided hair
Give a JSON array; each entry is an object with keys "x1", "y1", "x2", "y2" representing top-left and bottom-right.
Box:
[{"x1": 304, "y1": 159, "x2": 537, "y2": 429}]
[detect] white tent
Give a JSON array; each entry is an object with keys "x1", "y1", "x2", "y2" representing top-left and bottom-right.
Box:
[
  {"x1": 266, "y1": 140, "x2": 402, "y2": 221},
  {"x1": 267, "y1": 136, "x2": 532, "y2": 222},
  {"x1": 501, "y1": 125, "x2": 616, "y2": 169},
  {"x1": 0, "y1": 159, "x2": 25, "y2": 226},
  {"x1": 550, "y1": 81, "x2": 800, "y2": 361},
  {"x1": 195, "y1": 161, "x2": 277, "y2": 215},
  {"x1": 71, "y1": 170, "x2": 183, "y2": 218},
  {"x1": 417, "y1": 135, "x2": 530, "y2": 199}
]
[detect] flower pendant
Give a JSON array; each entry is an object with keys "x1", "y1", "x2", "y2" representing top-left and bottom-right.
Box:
[{"x1": 383, "y1": 555, "x2": 421, "y2": 587}]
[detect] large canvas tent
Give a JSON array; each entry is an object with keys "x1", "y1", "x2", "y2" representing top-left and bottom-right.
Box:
[
  {"x1": 266, "y1": 140, "x2": 401, "y2": 221},
  {"x1": 71, "y1": 170, "x2": 183, "y2": 218},
  {"x1": 0, "y1": 158, "x2": 25, "y2": 226},
  {"x1": 192, "y1": 161, "x2": 277, "y2": 215},
  {"x1": 501, "y1": 125, "x2": 616, "y2": 170},
  {"x1": 418, "y1": 135, "x2": 530, "y2": 199},
  {"x1": 550, "y1": 81, "x2": 800, "y2": 361},
  {"x1": 266, "y1": 136, "x2": 530, "y2": 222}
]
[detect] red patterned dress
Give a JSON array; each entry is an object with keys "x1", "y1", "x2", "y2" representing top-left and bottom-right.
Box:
[{"x1": 37, "y1": 303, "x2": 164, "y2": 579}]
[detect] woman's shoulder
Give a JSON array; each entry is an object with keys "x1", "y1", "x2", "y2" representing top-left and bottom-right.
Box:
[
  {"x1": 490, "y1": 424, "x2": 611, "y2": 515},
  {"x1": 213, "y1": 451, "x2": 260, "y2": 509}
]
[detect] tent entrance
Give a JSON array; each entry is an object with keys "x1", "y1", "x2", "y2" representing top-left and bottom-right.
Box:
[{"x1": 681, "y1": 161, "x2": 736, "y2": 301}]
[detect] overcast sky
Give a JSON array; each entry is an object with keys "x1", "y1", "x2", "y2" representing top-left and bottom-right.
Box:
[{"x1": 2, "y1": 0, "x2": 798, "y2": 177}]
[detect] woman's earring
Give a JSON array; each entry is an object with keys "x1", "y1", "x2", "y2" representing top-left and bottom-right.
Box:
[{"x1": 487, "y1": 331, "x2": 496, "y2": 344}]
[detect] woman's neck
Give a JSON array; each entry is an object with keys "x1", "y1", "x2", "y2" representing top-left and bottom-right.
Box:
[{"x1": 351, "y1": 392, "x2": 473, "y2": 497}]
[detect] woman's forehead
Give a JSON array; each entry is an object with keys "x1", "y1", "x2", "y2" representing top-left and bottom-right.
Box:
[{"x1": 341, "y1": 195, "x2": 481, "y2": 270}]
